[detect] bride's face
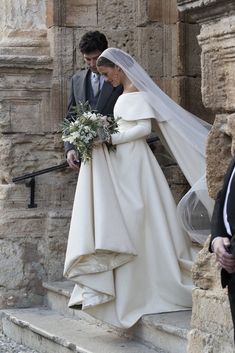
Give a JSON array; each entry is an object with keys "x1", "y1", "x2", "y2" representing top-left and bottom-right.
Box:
[{"x1": 98, "y1": 65, "x2": 123, "y2": 87}]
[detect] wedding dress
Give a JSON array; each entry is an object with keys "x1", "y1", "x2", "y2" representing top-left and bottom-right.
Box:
[{"x1": 64, "y1": 91, "x2": 196, "y2": 328}]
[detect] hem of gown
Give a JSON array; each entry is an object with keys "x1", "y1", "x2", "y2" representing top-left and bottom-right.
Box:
[
  {"x1": 68, "y1": 284, "x2": 115, "y2": 309},
  {"x1": 84, "y1": 305, "x2": 192, "y2": 329},
  {"x1": 64, "y1": 251, "x2": 136, "y2": 278}
]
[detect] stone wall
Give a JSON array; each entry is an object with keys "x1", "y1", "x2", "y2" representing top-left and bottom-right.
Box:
[
  {"x1": 177, "y1": 0, "x2": 235, "y2": 351},
  {"x1": 0, "y1": 0, "x2": 208, "y2": 310}
]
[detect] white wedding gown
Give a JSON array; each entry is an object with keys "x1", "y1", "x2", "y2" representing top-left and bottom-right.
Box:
[{"x1": 64, "y1": 92, "x2": 195, "y2": 328}]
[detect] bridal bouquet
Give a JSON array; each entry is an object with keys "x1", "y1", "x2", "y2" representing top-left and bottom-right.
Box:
[{"x1": 62, "y1": 102, "x2": 119, "y2": 163}]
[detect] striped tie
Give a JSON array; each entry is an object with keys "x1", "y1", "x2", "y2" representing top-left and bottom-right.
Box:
[{"x1": 92, "y1": 73, "x2": 100, "y2": 97}]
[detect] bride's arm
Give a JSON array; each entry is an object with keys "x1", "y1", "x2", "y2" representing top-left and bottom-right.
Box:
[{"x1": 111, "y1": 119, "x2": 151, "y2": 145}]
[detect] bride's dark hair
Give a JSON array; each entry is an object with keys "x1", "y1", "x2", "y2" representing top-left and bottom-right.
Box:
[{"x1": 96, "y1": 56, "x2": 115, "y2": 68}]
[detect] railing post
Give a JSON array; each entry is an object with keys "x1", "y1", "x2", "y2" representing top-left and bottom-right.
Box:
[{"x1": 26, "y1": 177, "x2": 37, "y2": 209}]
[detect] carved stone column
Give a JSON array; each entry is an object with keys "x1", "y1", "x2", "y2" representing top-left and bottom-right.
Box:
[
  {"x1": 0, "y1": 0, "x2": 75, "y2": 309},
  {"x1": 0, "y1": 0, "x2": 49, "y2": 56},
  {"x1": 177, "y1": 1, "x2": 235, "y2": 352}
]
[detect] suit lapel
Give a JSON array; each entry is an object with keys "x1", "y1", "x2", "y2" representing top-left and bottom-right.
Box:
[
  {"x1": 75, "y1": 69, "x2": 89, "y2": 103},
  {"x1": 223, "y1": 157, "x2": 235, "y2": 190}
]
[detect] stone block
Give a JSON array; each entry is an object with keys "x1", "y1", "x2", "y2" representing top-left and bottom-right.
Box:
[
  {"x1": 0, "y1": 0, "x2": 49, "y2": 57},
  {"x1": 162, "y1": 22, "x2": 201, "y2": 78},
  {"x1": 162, "y1": 22, "x2": 184, "y2": 77},
  {"x1": 108, "y1": 30, "x2": 136, "y2": 57},
  {"x1": 0, "y1": 70, "x2": 53, "y2": 134},
  {"x1": 98, "y1": 0, "x2": 135, "y2": 29},
  {"x1": 191, "y1": 237, "x2": 221, "y2": 290},
  {"x1": 137, "y1": 0, "x2": 181, "y2": 26},
  {"x1": 187, "y1": 328, "x2": 234, "y2": 353},
  {"x1": 47, "y1": 0, "x2": 97, "y2": 27},
  {"x1": 41, "y1": 235, "x2": 68, "y2": 280},
  {"x1": 184, "y1": 23, "x2": 201, "y2": 76},
  {"x1": 0, "y1": 134, "x2": 64, "y2": 182},
  {"x1": 47, "y1": 27, "x2": 75, "y2": 124},
  {"x1": 198, "y1": 16, "x2": 235, "y2": 112},
  {"x1": 184, "y1": 76, "x2": 214, "y2": 123},
  {"x1": 191, "y1": 288, "x2": 232, "y2": 335},
  {"x1": 177, "y1": 0, "x2": 218, "y2": 13},
  {"x1": 0, "y1": 210, "x2": 47, "y2": 239},
  {"x1": 188, "y1": 288, "x2": 234, "y2": 351},
  {"x1": 0, "y1": 240, "x2": 24, "y2": 288},
  {"x1": 206, "y1": 114, "x2": 233, "y2": 198},
  {"x1": 0, "y1": 236, "x2": 46, "y2": 306},
  {"x1": 158, "y1": 76, "x2": 185, "y2": 105},
  {"x1": 136, "y1": 26, "x2": 163, "y2": 78}
]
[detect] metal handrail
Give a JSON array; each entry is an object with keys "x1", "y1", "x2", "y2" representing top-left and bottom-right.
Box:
[
  {"x1": 12, "y1": 161, "x2": 68, "y2": 183},
  {"x1": 12, "y1": 161, "x2": 69, "y2": 208}
]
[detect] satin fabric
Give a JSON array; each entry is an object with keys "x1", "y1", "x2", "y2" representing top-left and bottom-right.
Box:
[{"x1": 64, "y1": 92, "x2": 194, "y2": 328}]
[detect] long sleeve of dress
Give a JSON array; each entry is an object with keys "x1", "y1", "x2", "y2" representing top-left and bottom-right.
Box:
[{"x1": 111, "y1": 119, "x2": 151, "y2": 145}]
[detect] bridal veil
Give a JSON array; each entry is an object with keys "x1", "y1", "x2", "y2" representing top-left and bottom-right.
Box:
[{"x1": 99, "y1": 48, "x2": 213, "y2": 244}]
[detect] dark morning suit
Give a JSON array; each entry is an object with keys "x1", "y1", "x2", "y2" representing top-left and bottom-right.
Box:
[
  {"x1": 64, "y1": 68, "x2": 123, "y2": 155},
  {"x1": 209, "y1": 156, "x2": 235, "y2": 336}
]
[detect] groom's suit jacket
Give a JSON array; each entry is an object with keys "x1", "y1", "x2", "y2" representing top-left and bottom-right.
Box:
[
  {"x1": 64, "y1": 68, "x2": 123, "y2": 154},
  {"x1": 209, "y1": 156, "x2": 235, "y2": 287}
]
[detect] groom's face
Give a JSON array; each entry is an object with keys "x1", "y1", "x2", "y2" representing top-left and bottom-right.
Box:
[{"x1": 83, "y1": 50, "x2": 103, "y2": 73}]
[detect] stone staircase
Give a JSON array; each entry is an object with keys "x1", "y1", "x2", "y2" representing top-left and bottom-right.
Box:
[{"x1": 0, "y1": 280, "x2": 191, "y2": 353}]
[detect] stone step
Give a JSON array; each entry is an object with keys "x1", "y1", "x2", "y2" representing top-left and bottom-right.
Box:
[
  {"x1": 43, "y1": 280, "x2": 191, "y2": 353},
  {"x1": 0, "y1": 308, "x2": 165, "y2": 353}
]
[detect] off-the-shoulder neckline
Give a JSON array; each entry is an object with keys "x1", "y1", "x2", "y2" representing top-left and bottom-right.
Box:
[{"x1": 120, "y1": 91, "x2": 145, "y2": 96}]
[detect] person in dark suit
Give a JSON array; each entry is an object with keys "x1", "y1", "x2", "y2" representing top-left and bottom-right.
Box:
[
  {"x1": 64, "y1": 31, "x2": 123, "y2": 170},
  {"x1": 209, "y1": 156, "x2": 235, "y2": 338}
]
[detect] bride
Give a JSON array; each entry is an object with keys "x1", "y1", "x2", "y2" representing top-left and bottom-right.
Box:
[{"x1": 63, "y1": 48, "x2": 212, "y2": 328}]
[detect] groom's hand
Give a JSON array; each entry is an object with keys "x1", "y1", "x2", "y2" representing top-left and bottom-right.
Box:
[
  {"x1": 67, "y1": 150, "x2": 80, "y2": 170},
  {"x1": 213, "y1": 237, "x2": 235, "y2": 273}
]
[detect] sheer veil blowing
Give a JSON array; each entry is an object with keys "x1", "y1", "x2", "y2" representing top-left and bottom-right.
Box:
[{"x1": 100, "y1": 48, "x2": 213, "y2": 243}]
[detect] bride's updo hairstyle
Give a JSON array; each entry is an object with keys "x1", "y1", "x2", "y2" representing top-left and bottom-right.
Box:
[
  {"x1": 96, "y1": 56, "x2": 115, "y2": 68},
  {"x1": 97, "y1": 48, "x2": 134, "y2": 69}
]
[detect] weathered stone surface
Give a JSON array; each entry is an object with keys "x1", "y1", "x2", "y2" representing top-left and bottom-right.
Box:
[
  {"x1": 136, "y1": 26, "x2": 163, "y2": 78},
  {"x1": 178, "y1": 1, "x2": 235, "y2": 352},
  {"x1": 98, "y1": 0, "x2": 135, "y2": 29},
  {"x1": 0, "y1": 0, "x2": 49, "y2": 56},
  {"x1": 187, "y1": 328, "x2": 234, "y2": 353},
  {"x1": 137, "y1": 0, "x2": 181, "y2": 25},
  {"x1": 187, "y1": 288, "x2": 234, "y2": 352},
  {"x1": 206, "y1": 114, "x2": 233, "y2": 198},
  {"x1": 191, "y1": 237, "x2": 220, "y2": 290},
  {"x1": 196, "y1": 12, "x2": 235, "y2": 112}
]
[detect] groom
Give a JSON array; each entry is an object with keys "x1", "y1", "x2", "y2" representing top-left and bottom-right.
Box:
[
  {"x1": 64, "y1": 31, "x2": 123, "y2": 170},
  {"x1": 209, "y1": 155, "x2": 235, "y2": 338}
]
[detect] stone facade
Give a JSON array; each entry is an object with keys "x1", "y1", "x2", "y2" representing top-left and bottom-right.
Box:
[
  {"x1": 0, "y1": 0, "x2": 215, "y2": 343},
  {"x1": 177, "y1": 0, "x2": 235, "y2": 351},
  {"x1": 0, "y1": 0, "x2": 206, "y2": 309}
]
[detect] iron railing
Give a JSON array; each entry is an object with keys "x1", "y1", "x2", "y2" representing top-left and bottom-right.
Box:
[{"x1": 12, "y1": 162, "x2": 68, "y2": 208}]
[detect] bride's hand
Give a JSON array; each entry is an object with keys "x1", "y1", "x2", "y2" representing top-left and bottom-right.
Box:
[{"x1": 93, "y1": 127, "x2": 112, "y2": 146}]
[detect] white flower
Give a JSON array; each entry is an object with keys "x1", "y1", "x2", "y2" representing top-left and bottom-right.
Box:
[{"x1": 61, "y1": 102, "x2": 119, "y2": 163}]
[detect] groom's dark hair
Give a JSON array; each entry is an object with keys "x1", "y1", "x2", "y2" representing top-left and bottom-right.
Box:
[{"x1": 79, "y1": 31, "x2": 108, "y2": 54}]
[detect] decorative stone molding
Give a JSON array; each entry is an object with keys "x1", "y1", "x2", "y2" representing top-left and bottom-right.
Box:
[{"x1": 0, "y1": 0, "x2": 50, "y2": 56}]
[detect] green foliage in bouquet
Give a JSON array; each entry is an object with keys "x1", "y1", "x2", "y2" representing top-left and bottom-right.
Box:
[{"x1": 62, "y1": 102, "x2": 119, "y2": 163}]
